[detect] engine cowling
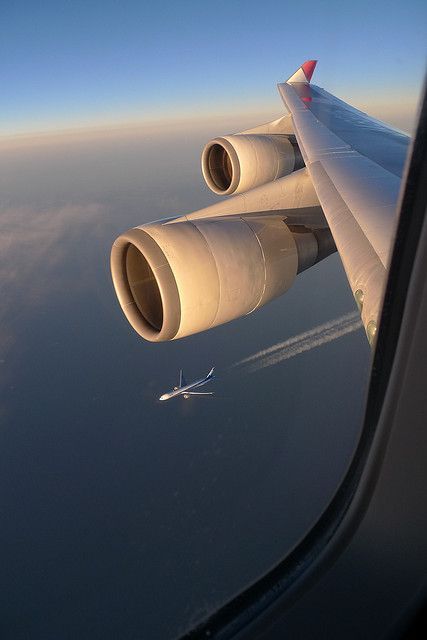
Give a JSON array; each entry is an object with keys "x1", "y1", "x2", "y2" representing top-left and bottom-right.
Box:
[
  {"x1": 111, "y1": 216, "x2": 299, "y2": 342},
  {"x1": 201, "y1": 134, "x2": 303, "y2": 195}
]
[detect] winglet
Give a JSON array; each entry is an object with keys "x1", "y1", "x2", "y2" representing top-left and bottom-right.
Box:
[
  {"x1": 207, "y1": 367, "x2": 215, "y2": 378},
  {"x1": 286, "y1": 60, "x2": 317, "y2": 84}
]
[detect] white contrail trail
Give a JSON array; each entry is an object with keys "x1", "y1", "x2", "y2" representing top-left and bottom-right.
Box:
[
  {"x1": 234, "y1": 311, "x2": 360, "y2": 369},
  {"x1": 247, "y1": 317, "x2": 362, "y2": 372}
]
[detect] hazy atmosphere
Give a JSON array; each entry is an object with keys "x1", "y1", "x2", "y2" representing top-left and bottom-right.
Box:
[{"x1": 0, "y1": 119, "x2": 374, "y2": 638}]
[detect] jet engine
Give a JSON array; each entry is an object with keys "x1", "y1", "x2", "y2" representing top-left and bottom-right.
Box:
[
  {"x1": 111, "y1": 213, "x2": 334, "y2": 342},
  {"x1": 201, "y1": 134, "x2": 303, "y2": 195}
]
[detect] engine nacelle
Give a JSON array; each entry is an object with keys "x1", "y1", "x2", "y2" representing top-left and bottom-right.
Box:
[
  {"x1": 111, "y1": 216, "x2": 299, "y2": 342},
  {"x1": 201, "y1": 134, "x2": 303, "y2": 195}
]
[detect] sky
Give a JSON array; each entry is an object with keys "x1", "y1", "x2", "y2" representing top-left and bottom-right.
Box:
[{"x1": 2, "y1": 0, "x2": 427, "y2": 135}]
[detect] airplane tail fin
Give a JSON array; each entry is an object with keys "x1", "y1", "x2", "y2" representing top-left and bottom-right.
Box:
[
  {"x1": 179, "y1": 369, "x2": 187, "y2": 388},
  {"x1": 286, "y1": 60, "x2": 317, "y2": 84}
]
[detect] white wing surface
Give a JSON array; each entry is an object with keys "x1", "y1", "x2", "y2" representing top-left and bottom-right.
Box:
[{"x1": 278, "y1": 61, "x2": 410, "y2": 342}]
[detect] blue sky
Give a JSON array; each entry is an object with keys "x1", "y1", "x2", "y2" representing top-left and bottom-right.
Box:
[{"x1": 2, "y1": 0, "x2": 426, "y2": 134}]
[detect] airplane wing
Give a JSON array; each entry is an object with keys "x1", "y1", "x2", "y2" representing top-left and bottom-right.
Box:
[
  {"x1": 111, "y1": 60, "x2": 411, "y2": 347},
  {"x1": 185, "y1": 392, "x2": 214, "y2": 396},
  {"x1": 277, "y1": 61, "x2": 410, "y2": 343}
]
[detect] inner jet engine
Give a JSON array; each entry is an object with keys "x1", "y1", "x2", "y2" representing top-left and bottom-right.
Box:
[{"x1": 111, "y1": 184, "x2": 335, "y2": 342}]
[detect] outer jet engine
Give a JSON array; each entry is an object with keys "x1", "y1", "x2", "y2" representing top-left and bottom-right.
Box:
[{"x1": 202, "y1": 132, "x2": 304, "y2": 195}]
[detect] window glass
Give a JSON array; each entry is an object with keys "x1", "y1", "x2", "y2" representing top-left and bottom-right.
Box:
[{"x1": 1, "y1": 2, "x2": 425, "y2": 638}]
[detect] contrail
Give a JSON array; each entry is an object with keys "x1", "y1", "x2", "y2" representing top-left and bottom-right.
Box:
[
  {"x1": 235, "y1": 311, "x2": 360, "y2": 366},
  {"x1": 233, "y1": 311, "x2": 362, "y2": 373},
  {"x1": 248, "y1": 317, "x2": 362, "y2": 372}
]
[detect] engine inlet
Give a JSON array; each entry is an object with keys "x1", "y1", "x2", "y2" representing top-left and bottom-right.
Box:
[
  {"x1": 125, "y1": 244, "x2": 163, "y2": 331},
  {"x1": 206, "y1": 144, "x2": 233, "y2": 191}
]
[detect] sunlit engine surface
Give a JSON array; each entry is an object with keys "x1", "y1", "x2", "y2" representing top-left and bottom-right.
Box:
[{"x1": 0, "y1": 125, "x2": 371, "y2": 639}]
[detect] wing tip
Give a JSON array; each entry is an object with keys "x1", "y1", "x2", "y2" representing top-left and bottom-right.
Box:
[
  {"x1": 302, "y1": 60, "x2": 317, "y2": 82},
  {"x1": 287, "y1": 59, "x2": 317, "y2": 84}
]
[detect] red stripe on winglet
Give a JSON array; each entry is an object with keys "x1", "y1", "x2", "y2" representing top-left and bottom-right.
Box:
[{"x1": 302, "y1": 60, "x2": 317, "y2": 82}]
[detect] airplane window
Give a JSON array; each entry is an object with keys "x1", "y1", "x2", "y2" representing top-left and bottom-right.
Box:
[{"x1": 1, "y1": 3, "x2": 426, "y2": 639}]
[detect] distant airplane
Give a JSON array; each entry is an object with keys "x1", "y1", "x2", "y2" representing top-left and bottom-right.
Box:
[{"x1": 159, "y1": 367, "x2": 215, "y2": 401}]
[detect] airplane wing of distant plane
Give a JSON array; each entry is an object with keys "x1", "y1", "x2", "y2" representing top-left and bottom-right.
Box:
[
  {"x1": 111, "y1": 60, "x2": 410, "y2": 347},
  {"x1": 184, "y1": 392, "x2": 214, "y2": 396}
]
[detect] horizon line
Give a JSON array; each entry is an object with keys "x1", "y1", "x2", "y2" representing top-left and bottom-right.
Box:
[
  {"x1": 0, "y1": 102, "x2": 282, "y2": 142},
  {"x1": 0, "y1": 93, "x2": 418, "y2": 143}
]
